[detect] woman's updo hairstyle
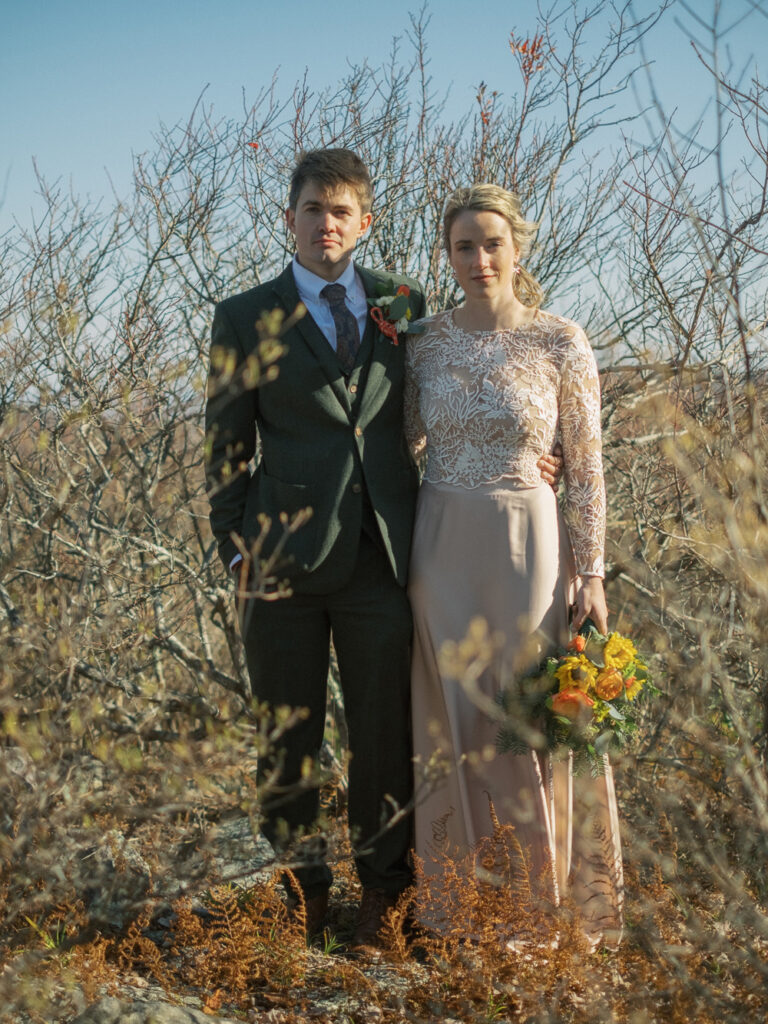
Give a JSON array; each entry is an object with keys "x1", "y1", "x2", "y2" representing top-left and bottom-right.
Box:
[{"x1": 443, "y1": 184, "x2": 543, "y2": 308}]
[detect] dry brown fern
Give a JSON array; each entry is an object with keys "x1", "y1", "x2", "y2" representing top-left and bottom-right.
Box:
[
  {"x1": 170, "y1": 875, "x2": 306, "y2": 1002},
  {"x1": 114, "y1": 908, "x2": 173, "y2": 992},
  {"x1": 377, "y1": 887, "x2": 414, "y2": 963}
]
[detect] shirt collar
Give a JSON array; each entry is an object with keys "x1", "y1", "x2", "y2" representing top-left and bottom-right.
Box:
[{"x1": 291, "y1": 255, "x2": 357, "y2": 300}]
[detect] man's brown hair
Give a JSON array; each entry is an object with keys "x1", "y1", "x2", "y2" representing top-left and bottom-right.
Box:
[{"x1": 288, "y1": 149, "x2": 373, "y2": 213}]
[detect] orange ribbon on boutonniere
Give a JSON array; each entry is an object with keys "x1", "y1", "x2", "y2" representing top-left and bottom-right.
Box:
[
  {"x1": 368, "y1": 283, "x2": 424, "y2": 345},
  {"x1": 370, "y1": 305, "x2": 400, "y2": 343}
]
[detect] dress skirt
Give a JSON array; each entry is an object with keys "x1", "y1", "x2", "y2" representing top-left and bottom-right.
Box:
[{"x1": 408, "y1": 479, "x2": 623, "y2": 946}]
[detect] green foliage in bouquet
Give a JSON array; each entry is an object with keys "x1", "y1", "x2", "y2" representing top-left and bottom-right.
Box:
[{"x1": 496, "y1": 621, "x2": 659, "y2": 774}]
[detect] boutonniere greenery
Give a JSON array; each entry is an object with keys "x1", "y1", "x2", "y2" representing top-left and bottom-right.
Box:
[{"x1": 368, "y1": 282, "x2": 424, "y2": 344}]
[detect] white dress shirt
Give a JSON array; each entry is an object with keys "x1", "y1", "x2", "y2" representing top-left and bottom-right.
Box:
[{"x1": 291, "y1": 255, "x2": 368, "y2": 348}]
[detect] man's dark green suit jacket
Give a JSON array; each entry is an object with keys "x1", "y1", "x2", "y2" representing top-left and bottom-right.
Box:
[{"x1": 205, "y1": 263, "x2": 426, "y2": 594}]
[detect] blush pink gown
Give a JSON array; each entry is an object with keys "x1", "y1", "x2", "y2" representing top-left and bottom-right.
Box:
[{"x1": 405, "y1": 308, "x2": 623, "y2": 948}]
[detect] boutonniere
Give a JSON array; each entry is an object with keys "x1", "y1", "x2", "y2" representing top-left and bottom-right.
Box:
[{"x1": 368, "y1": 282, "x2": 425, "y2": 345}]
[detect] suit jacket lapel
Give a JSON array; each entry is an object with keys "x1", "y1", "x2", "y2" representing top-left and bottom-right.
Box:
[
  {"x1": 354, "y1": 265, "x2": 399, "y2": 427},
  {"x1": 272, "y1": 266, "x2": 351, "y2": 415}
]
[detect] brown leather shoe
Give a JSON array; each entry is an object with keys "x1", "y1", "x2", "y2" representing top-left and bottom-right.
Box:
[
  {"x1": 287, "y1": 889, "x2": 329, "y2": 941},
  {"x1": 350, "y1": 887, "x2": 400, "y2": 954}
]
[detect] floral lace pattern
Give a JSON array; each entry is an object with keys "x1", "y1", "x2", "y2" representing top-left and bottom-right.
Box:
[{"x1": 404, "y1": 308, "x2": 605, "y2": 576}]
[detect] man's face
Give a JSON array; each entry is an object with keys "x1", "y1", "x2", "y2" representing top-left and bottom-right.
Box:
[{"x1": 286, "y1": 182, "x2": 372, "y2": 281}]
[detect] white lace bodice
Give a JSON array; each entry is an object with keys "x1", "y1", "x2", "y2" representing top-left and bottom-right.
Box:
[{"x1": 404, "y1": 308, "x2": 605, "y2": 576}]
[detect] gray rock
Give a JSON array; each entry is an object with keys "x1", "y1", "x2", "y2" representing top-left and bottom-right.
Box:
[
  {"x1": 160, "y1": 814, "x2": 275, "y2": 904},
  {"x1": 2, "y1": 746, "x2": 38, "y2": 789},
  {"x1": 1, "y1": 747, "x2": 39, "y2": 834},
  {"x1": 208, "y1": 815, "x2": 275, "y2": 887},
  {"x1": 80, "y1": 830, "x2": 152, "y2": 931},
  {"x1": 70, "y1": 995, "x2": 241, "y2": 1024}
]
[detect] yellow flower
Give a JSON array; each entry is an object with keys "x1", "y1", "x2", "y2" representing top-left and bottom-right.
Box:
[
  {"x1": 594, "y1": 667, "x2": 624, "y2": 701},
  {"x1": 603, "y1": 633, "x2": 637, "y2": 671},
  {"x1": 624, "y1": 675, "x2": 644, "y2": 701},
  {"x1": 593, "y1": 700, "x2": 611, "y2": 723},
  {"x1": 555, "y1": 655, "x2": 597, "y2": 693}
]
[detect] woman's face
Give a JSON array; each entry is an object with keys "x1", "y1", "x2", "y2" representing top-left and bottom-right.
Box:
[{"x1": 448, "y1": 210, "x2": 520, "y2": 301}]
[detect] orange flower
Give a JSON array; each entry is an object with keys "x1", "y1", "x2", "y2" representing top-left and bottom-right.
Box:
[
  {"x1": 594, "y1": 667, "x2": 624, "y2": 701},
  {"x1": 567, "y1": 634, "x2": 586, "y2": 653},
  {"x1": 395, "y1": 284, "x2": 410, "y2": 297},
  {"x1": 551, "y1": 688, "x2": 594, "y2": 720}
]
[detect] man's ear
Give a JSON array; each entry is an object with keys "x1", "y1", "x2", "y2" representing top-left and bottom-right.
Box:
[
  {"x1": 285, "y1": 207, "x2": 296, "y2": 234},
  {"x1": 358, "y1": 211, "x2": 373, "y2": 237}
]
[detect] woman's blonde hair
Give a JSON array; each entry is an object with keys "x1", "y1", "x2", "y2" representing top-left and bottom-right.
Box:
[{"x1": 443, "y1": 184, "x2": 543, "y2": 308}]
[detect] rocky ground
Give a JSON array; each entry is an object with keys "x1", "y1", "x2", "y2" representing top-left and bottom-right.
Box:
[{"x1": 3, "y1": 753, "x2": 768, "y2": 1024}]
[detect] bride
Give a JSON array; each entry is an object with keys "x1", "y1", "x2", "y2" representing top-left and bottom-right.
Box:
[{"x1": 405, "y1": 184, "x2": 623, "y2": 948}]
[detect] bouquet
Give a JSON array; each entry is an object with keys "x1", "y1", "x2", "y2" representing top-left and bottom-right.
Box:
[{"x1": 496, "y1": 621, "x2": 658, "y2": 773}]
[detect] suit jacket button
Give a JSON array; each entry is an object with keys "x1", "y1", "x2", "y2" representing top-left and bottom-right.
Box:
[
  {"x1": 352, "y1": 483, "x2": 362, "y2": 493},
  {"x1": 354, "y1": 426, "x2": 362, "y2": 437},
  {"x1": 349, "y1": 384, "x2": 358, "y2": 393}
]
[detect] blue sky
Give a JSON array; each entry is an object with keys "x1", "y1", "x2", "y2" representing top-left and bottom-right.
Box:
[{"x1": 1, "y1": 0, "x2": 766, "y2": 232}]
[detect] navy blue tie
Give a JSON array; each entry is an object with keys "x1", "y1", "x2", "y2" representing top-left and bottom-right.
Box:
[{"x1": 321, "y1": 283, "x2": 360, "y2": 375}]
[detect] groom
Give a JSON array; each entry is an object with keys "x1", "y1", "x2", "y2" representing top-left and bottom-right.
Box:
[
  {"x1": 205, "y1": 148, "x2": 562, "y2": 950},
  {"x1": 205, "y1": 149, "x2": 422, "y2": 950}
]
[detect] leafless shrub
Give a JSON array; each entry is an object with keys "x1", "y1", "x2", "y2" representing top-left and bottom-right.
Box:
[{"x1": 1, "y1": 1, "x2": 767, "y2": 1019}]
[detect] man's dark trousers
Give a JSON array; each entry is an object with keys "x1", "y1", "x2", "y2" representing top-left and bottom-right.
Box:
[{"x1": 242, "y1": 528, "x2": 413, "y2": 896}]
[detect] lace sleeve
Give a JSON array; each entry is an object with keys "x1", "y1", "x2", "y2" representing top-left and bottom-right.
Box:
[
  {"x1": 404, "y1": 338, "x2": 427, "y2": 462},
  {"x1": 559, "y1": 327, "x2": 605, "y2": 577}
]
